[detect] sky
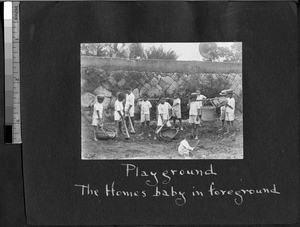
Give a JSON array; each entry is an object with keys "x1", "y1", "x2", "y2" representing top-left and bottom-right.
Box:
[{"x1": 143, "y1": 42, "x2": 236, "y2": 61}]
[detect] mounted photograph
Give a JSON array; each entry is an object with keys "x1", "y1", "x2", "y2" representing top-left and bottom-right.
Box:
[{"x1": 81, "y1": 42, "x2": 243, "y2": 159}]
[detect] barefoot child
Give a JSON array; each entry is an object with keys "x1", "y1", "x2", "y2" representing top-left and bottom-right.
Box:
[
  {"x1": 187, "y1": 94, "x2": 201, "y2": 139},
  {"x1": 139, "y1": 94, "x2": 152, "y2": 136},
  {"x1": 154, "y1": 97, "x2": 172, "y2": 139},
  {"x1": 178, "y1": 133, "x2": 196, "y2": 157},
  {"x1": 172, "y1": 93, "x2": 183, "y2": 130},
  {"x1": 196, "y1": 89, "x2": 207, "y2": 120},
  {"x1": 225, "y1": 89, "x2": 235, "y2": 134},
  {"x1": 218, "y1": 90, "x2": 227, "y2": 131},
  {"x1": 125, "y1": 87, "x2": 135, "y2": 133},
  {"x1": 114, "y1": 93, "x2": 125, "y2": 137},
  {"x1": 92, "y1": 96, "x2": 105, "y2": 141}
]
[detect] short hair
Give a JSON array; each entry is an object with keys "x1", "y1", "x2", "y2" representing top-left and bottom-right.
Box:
[
  {"x1": 97, "y1": 96, "x2": 105, "y2": 103},
  {"x1": 185, "y1": 133, "x2": 193, "y2": 140},
  {"x1": 118, "y1": 92, "x2": 125, "y2": 100},
  {"x1": 125, "y1": 86, "x2": 132, "y2": 91}
]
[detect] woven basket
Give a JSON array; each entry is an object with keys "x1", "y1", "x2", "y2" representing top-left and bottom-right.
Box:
[
  {"x1": 201, "y1": 106, "x2": 217, "y2": 121},
  {"x1": 160, "y1": 128, "x2": 179, "y2": 140},
  {"x1": 95, "y1": 129, "x2": 116, "y2": 140},
  {"x1": 211, "y1": 97, "x2": 228, "y2": 108}
]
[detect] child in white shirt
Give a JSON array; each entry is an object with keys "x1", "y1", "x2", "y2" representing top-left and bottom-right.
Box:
[
  {"x1": 178, "y1": 133, "x2": 196, "y2": 157},
  {"x1": 154, "y1": 97, "x2": 172, "y2": 140},
  {"x1": 196, "y1": 90, "x2": 207, "y2": 119},
  {"x1": 225, "y1": 90, "x2": 235, "y2": 134},
  {"x1": 114, "y1": 93, "x2": 125, "y2": 137},
  {"x1": 125, "y1": 87, "x2": 135, "y2": 133},
  {"x1": 139, "y1": 94, "x2": 152, "y2": 136},
  {"x1": 172, "y1": 93, "x2": 183, "y2": 130},
  {"x1": 157, "y1": 97, "x2": 172, "y2": 127},
  {"x1": 188, "y1": 94, "x2": 201, "y2": 139},
  {"x1": 92, "y1": 96, "x2": 104, "y2": 141},
  {"x1": 218, "y1": 90, "x2": 227, "y2": 131}
]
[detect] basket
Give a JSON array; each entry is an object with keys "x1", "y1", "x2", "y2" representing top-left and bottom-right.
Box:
[
  {"x1": 201, "y1": 106, "x2": 217, "y2": 121},
  {"x1": 160, "y1": 128, "x2": 179, "y2": 140},
  {"x1": 211, "y1": 97, "x2": 228, "y2": 108},
  {"x1": 95, "y1": 128, "x2": 116, "y2": 140}
]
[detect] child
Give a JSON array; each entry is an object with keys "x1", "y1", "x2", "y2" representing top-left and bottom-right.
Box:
[
  {"x1": 225, "y1": 89, "x2": 235, "y2": 134},
  {"x1": 92, "y1": 96, "x2": 104, "y2": 141},
  {"x1": 114, "y1": 93, "x2": 125, "y2": 137},
  {"x1": 139, "y1": 94, "x2": 152, "y2": 136},
  {"x1": 172, "y1": 93, "x2": 183, "y2": 130},
  {"x1": 188, "y1": 94, "x2": 201, "y2": 139},
  {"x1": 124, "y1": 87, "x2": 135, "y2": 133},
  {"x1": 218, "y1": 90, "x2": 227, "y2": 131},
  {"x1": 196, "y1": 89, "x2": 207, "y2": 119},
  {"x1": 178, "y1": 133, "x2": 196, "y2": 157},
  {"x1": 154, "y1": 97, "x2": 172, "y2": 139}
]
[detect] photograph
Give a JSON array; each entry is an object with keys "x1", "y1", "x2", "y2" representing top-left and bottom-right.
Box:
[{"x1": 81, "y1": 42, "x2": 243, "y2": 159}]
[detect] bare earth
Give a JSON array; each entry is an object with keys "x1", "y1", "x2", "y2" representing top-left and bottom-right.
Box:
[{"x1": 81, "y1": 111, "x2": 243, "y2": 160}]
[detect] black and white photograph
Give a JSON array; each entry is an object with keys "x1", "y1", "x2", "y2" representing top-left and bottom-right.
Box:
[{"x1": 81, "y1": 42, "x2": 243, "y2": 159}]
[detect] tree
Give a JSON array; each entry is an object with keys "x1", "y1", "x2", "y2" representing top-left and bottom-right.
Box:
[
  {"x1": 145, "y1": 45, "x2": 179, "y2": 60},
  {"x1": 129, "y1": 43, "x2": 148, "y2": 59},
  {"x1": 209, "y1": 43, "x2": 242, "y2": 63},
  {"x1": 81, "y1": 43, "x2": 112, "y2": 57}
]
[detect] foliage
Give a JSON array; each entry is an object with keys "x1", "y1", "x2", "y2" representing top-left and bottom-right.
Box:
[
  {"x1": 81, "y1": 43, "x2": 112, "y2": 57},
  {"x1": 145, "y1": 46, "x2": 179, "y2": 61},
  {"x1": 129, "y1": 43, "x2": 148, "y2": 59},
  {"x1": 209, "y1": 43, "x2": 242, "y2": 63}
]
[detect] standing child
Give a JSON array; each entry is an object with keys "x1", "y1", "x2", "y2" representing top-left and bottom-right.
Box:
[
  {"x1": 92, "y1": 96, "x2": 104, "y2": 141},
  {"x1": 139, "y1": 94, "x2": 152, "y2": 136},
  {"x1": 218, "y1": 90, "x2": 227, "y2": 131},
  {"x1": 172, "y1": 93, "x2": 183, "y2": 130},
  {"x1": 178, "y1": 133, "x2": 196, "y2": 157},
  {"x1": 188, "y1": 94, "x2": 201, "y2": 139},
  {"x1": 225, "y1": 89, "x2": 235, "y2": 134},
  {"x1": 196, "y1": 89, "x2": 207, "y2": 120},
  {"x1": 114, "y1": 93, "x2": 125, "y2": 137},
  {"x1": 154, "y1": 97, "x2": 172, "y2": 139},
  {"x1": 125, "y1": 87, "x2": 135, "y2": 134}
]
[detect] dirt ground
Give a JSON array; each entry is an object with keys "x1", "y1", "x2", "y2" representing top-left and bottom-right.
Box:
[{"x1": 81, "y1": 111, "x2": 243, "y2": 160}]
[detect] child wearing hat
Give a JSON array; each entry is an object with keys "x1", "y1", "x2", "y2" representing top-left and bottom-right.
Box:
[
  {"x1": 225, "y1": 89, "x2": 235, "y2": 134},
  {"x1": 92, "y1": 96, "x2": 105, "y2": 141}
]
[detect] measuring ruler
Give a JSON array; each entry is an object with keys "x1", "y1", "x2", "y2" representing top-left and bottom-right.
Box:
[{"x1": 12, "y1": 2, "x2": 21, "y2": 143}]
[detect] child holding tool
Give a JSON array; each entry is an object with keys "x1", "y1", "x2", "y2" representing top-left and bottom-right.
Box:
[
  {"x1": 154, "y1": 97, "x2": 172, "y2": 139},
  {"x1": 178, "y1": 133, "x2": 199, "y2": 157},
  {"x1": 92, "y1": 95, "x2": 105, "y2": 141},
  {"x1": 114, "y1": 93, "x2": 125, "y2": 137}
]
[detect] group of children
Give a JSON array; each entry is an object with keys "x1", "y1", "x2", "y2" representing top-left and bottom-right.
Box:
[
  {"x1": 91, "y1": 87, "x2": 236, "y2": 156},
  {"x1": 178, "y1": 89, "x2": 236, "y2": 157}
]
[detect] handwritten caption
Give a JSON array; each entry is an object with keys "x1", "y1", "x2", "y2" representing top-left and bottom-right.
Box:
[{"x1": 75, "y1": 164, "x2": 280, "y2": 206}]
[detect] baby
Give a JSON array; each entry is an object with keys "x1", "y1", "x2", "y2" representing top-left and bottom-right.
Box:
[{"x1": 178, "y1": 133, "x2": 198, "y2": 157}]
